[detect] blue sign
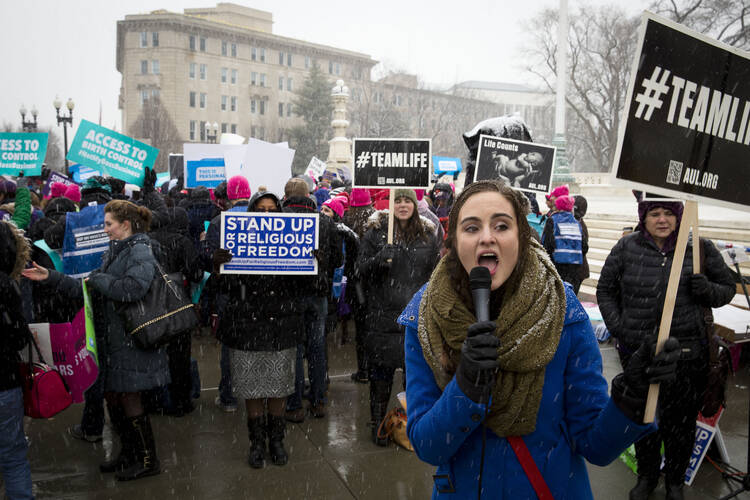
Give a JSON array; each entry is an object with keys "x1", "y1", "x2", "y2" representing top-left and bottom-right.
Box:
[
  {"x1": 43, "y1": 171, "x2": 77, "y2": 197},
  {"x1": 62, "y1": 204, "x2": 108, "y2": 278},
  {"x1": 220, "y1": 212, "x2": 319, "y2": 275},
  {"x1": 185, "y1": 157, "x2": 225, "y2": 189},
  {"x1": 433, "y1": 156, "x2": 462, "y2": 174},
  {"x1": 69, "y1": 164, "x2": 102, "y2": 184},
  {"x1": 685, "y1": 420, "x2": 716, "y2": 485}
]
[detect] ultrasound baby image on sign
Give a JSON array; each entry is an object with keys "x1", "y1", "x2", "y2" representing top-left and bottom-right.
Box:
[
  {"x1": 474, "y1": 134, "x2": 556, "y2": 194},
  {"x1": 352, "y1": 138, "x2": 431, "y2": 189}
]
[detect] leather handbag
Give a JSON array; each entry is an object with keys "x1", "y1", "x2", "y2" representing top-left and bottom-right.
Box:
[
  {"x1": 120, "y1": 260, "x2": 198, "y2": 350},
  {"x1": 20, "y1": 333, "x2": 73, "y2": 419},
  {"x1": 377, "y1": 407, "x2": 414, "y2": 451}
]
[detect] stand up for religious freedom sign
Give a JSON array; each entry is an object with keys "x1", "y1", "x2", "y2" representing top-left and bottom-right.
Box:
[
  {"x1": 220, "y1": 212, "x2": 319, "y2": 275},
  {"x1": 0, "y1": 133, "x2": 48, "y2": 176},
  {"x1": 67, "y1": 120, "x2": 159, "y2": 186},
  {"x1": 612, "y1": 12, "x2": 750, "y2": 210},
  {"x1": 352, "y1": 138, "x2": 431, "y2": 189},
  {"x1": 474, "y1": 135, "x2": 556, "y2": 194}
]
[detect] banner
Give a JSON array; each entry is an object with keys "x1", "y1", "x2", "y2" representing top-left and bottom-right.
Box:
[
  {"x1": 307, "y1": 156, "x2": 327, "y2": 180},
  {"x1": 62, "y1": 204, "x2": 108, "y2": 278},
  {"x1": 220, "y1": 212, "x2": 319, "y2": 275},
  {"x1": 433, "y1": 156, "x2": 462, "y2": 175},
  {"x1": 352, "y1": 138, "x2": 431, "y2": 189},
  {"x1": 0, "y1": 132, "x2": 48, "y2": 176},
  {"x1": 183, "y1": 144, "x2": 229, "y2": 188},
  {"x1": 232, "y1": 139, "x2": 295, "y2": 196},
  {"x1": 475, "y1": 135, "x2": 556, "y2": 194},
  {"x1": 68, "y1": 163, "x2": 101, "y2": 183},
  {"x1": 613, "y1": 12, "x2": 750, "y2": 210},
  {"x1": 67, "y1": 120, "x2": 159, "y2": 186},
  {"x1": 25, "y1": 307, "x2": 98, "y2": 403},
  {"x1": 43, "y1": 171, "x2": 77, "y2": 197}
]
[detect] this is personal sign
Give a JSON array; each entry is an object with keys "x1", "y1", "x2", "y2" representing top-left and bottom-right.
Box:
[{"x1": 0, "y1": 132, "x2": 48, "y2": 176}]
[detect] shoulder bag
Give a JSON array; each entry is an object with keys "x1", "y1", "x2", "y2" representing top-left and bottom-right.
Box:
[{"x1": 20, "y1": 332, "x2": 73, "y2": 419}]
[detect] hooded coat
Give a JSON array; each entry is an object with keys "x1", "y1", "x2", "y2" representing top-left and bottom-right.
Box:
[{"x1": 148, "y1": 207, "x2": 202, "y2": 283}]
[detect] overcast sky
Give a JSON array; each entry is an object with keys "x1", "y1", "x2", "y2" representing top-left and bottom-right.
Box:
[{"x1": 0, "y1": 0, "x2": 648, "y2": 138}]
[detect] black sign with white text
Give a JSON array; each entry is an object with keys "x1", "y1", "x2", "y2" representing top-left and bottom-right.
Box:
[
  {"x1": 474, "y1": 134, "x2": 556, "y2": 195},
  {"x1": 352, "y1": 138, "x2": 431, "y2": 189},
  {"x1": 613, "y1": 13, "x2": 750, "y2": 210}
]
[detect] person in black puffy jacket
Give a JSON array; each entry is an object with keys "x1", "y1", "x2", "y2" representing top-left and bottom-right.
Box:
[
  {"x1": 597, "y1": 199, "x2": 734, "y2": 500},
  {"x1": 356, "y1": 188, "x2": 439, "y2": 446}
]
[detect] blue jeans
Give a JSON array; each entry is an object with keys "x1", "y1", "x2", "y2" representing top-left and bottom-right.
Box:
[
  {"x1": 218, "y1": 344, "x2": 236, "y2": 405},
  {"x1": 287, "y1": 295, "x2": 328, "y2": 410},
  {"x1": 0, "y1": 387, "x2": 34, "y2": 500}
]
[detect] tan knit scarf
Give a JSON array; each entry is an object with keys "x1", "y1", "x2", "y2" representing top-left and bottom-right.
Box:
[{"x1": 417, "y1": 239, "x2": 566, "y2": 437}]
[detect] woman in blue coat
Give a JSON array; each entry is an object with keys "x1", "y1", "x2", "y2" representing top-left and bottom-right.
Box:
[{"x1": 401, "y1": 180, "x2": 680, "y2": 499}]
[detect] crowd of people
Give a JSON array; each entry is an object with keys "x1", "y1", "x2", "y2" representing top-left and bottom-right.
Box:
[{"x1": 0, "y1": 115, "x2": 735, "y2": 499}]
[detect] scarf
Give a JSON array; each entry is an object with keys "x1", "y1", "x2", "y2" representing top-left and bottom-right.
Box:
[{"x1": 417, "y1": 239, "x2": 566, "y2": 437}]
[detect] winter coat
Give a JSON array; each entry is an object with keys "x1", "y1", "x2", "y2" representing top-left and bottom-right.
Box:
[
  {"x1": 148, "y1": 207, "x2": 203, "y2": 284},
  {"x1": 597, "y1": 232, "x2": 734, "y2": 351},
  {"x1": 401, "y1": 284, "x2": 652, "y2": 499},
  {"x1": 43, "y1": 233, "x2": 170, "y2": 392},
  {"x1": 542, "y1": 212, "x2": 588, "y2": 287},
  {"x1": 179, "y1": 188, "x2": 221, "y2": 252},
  {"x1": 356, "y1": 211, "x2": 439, "y2": 365},
  {"x1": 200, "y1": 200, "x2": 250, "y2": 272},
  {"x1": 343, "y1": 205, "x2": 374, "y2": 239}
]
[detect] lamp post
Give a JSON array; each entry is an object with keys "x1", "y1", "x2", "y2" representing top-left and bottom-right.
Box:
[
  {"x1": 54, "y1": 96, "x2": 75, "y2": 174},
  {"x1": 19, "y1": 105, "x2": 38, "y2": 132},
  {"x1": 205, "y1": 121, "x2": 219, "y2": 143}
]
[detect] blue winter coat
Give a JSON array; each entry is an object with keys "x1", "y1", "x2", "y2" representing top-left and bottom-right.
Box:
[{"x1": 400, "y1": 284, "x2": 653, "y2": 499}]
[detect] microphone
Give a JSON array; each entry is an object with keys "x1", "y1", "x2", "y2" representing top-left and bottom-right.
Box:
[{"x1": 469, "y1": 266, "x2": 492, "y2": 323}]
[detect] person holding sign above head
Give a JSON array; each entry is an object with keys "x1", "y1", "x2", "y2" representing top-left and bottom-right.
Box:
[
  {"x1": 356, "y1": 188, "x2": 439, "y2": 446},
  {"x1": 597, "y1": 199, "x2": 735, "y2": 500},
  {"x1": 401, "y1": 180, "x2": 684, "y2": 499}
]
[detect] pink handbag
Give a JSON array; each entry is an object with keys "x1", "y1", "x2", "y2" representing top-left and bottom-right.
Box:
[{"x1": 20, "y1": 333, "x2": 72, "y2": 419}]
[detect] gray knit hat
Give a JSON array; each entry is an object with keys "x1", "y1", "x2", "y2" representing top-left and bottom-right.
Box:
[{"x1": 393, "y1": 188, "x2": 417, "y2": 206}]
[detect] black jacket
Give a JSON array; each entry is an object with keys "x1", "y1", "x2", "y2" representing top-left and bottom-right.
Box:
[
  {"x1": 148, "y1": 207, "x2": 203, "y2": 284},
  {"x1": 597, "y1": 232, "x2": 734, "y2": 349}
]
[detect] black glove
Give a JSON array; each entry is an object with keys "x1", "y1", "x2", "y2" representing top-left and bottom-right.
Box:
[
  {"x1": 142, "y1": 167, "x2": 157, "y2": 194},
  {"x1": 690, "y1": 273, "x2": 712, "y2": 303},
  {"x1": 212, "y1": 248, "x2": 233, "y2": 271},
  {"x1": 379, "y1": 244, "x2": 397, "y2": 267},
  {"x1": 455, "y1": 321, "x2": 499, "y2": 404}
]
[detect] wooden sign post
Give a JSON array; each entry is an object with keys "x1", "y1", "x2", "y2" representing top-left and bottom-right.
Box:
[
  {"x1": 643, "y1": 200, "x2": 700, "y2": 423},
  {"x1": 387, "y1": 189, "x2": 396, "y2": 245}
]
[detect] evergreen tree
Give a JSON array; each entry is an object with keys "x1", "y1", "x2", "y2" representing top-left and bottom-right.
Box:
[{"x1": 289, "y1": 64, "x2": 334, "y2": 175}]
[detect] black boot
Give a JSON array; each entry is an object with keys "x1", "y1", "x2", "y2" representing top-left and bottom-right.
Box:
[
  {"x1": 115, "y1": 415, "x2": 160, "y2": 481},
  {"x1": 100, "y1": 405, "x2": 135, "y2": 473},
  {"x1": 267, "y1": 415, "x2": 288, "y2": 466},
  {"x1": 247, "y1": 416, "x2": 266, "y2": 469},
  {"x1": 665, "y1": 481, "x2": 684, "y2": 500},
  {"x1": 628, "y1": 475, "x2": 658, "y2": 500},
  {"x1": 369, "y1": 380, "x2": 391, "y2": 447}
]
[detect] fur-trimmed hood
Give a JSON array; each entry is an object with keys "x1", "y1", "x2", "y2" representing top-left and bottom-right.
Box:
[
  {"x1": 365, "y1": 209, "x2": 436, "y2": 233},
  {"x1": 0, "y1": 220, "x2": 30, "y2": 280}
]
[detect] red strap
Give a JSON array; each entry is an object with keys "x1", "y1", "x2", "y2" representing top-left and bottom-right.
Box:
[{"x1": 507, "y1": 436, "x2": 554, "y2": 500}]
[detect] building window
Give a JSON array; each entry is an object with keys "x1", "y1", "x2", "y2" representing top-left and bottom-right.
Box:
[
  {"x1": 287, "y1": 78, "x2": 293, "y2": 92},
  {"x1": 231, "y1": 43, "x2": 237, "y2": 57},
  {"x1": 231, "y1": 96, "x2": 237, "y2": 112},
  {"x1": 352, "y1": 67, "x2": 362, "y2": 80},
  {"x1": 140, "y1": 31, "x2": 148, "y2": 48},
  {"x1": 231, "y1": 124, "x2": 237, "y2": 134},
  {"x1": 152, "y1": 60, "x2": 160, "y2": 75},
  {"x1": 200, "y1": 121, "x2": 206, "y2": 141},
  {"x1": 251, "y1": 99, "x2": 256, "y2": 114},
  {"x1": 200, "y1": 64, "x2": 207, "y2": 80},
  {"x1": 251, "y1": 72, "x2": 257, "y2": 86},
  {"x1": 260, "y1": 48, "x2": 266, "y2": 62},
  {"x1": 278, "y1": 129, "x2": 284, "y2": 142},
  {"x1": 221, "y1": 41, "x2": 228, "y2": 56},
  {"x1": 329, "y1": 61, "x2": 333, "y2": 74},
  {"x1": 152, "y1": 32, "x2": 159, "y2": 47},
  {"x1": 200, "y1": 93, "x2": 206, "y2": 109},
  {"x1": 305, "y1": 56, "x2": 310, "y2": 69},
  {"x1": 260, "y1": 73, "x2": 266, "y2": 87},
  {"x1": 221, "y1": 123, "x2": 227, "y2": 133},
  {"x1": 287, "y1": 53, "x2": 292, "y2": 66},
  {"x1": 392, "y1": 94, "x2": 402, "y2": 106},
  {"x1": 335, "y1": 63, "x2": 341, "y2": 75},
  {"x1": 259, "y1": 100, "x2": 265, "y2": 115},
  {"x1": 287, "y1": 103, "x2": 292, "y2": 117},
  {"x1": 221, "y1": 67, "x2": 227, "y2": 83},
  {"x1": 251, "y1": 126, "x2": 257, "y2": 138},
  {"x1": 221, "y1": 95, "x2": 227, "y2": 111},
  {"x1": 251, "y1": 47, "x2": 257, "y2": 61},
  {"x1": 140, "y1": 60, "x2": 148, "y2": 75},
  {"x1": 259, "y1": 127, "x2": 265, "y2": 140},
  {"x1": 189, "y1": 63, "x2": 196, "y2": 79},
  {"x1": 279, "y1": 102, "x2": 284, "y2": 117},
  {"x1": 200, "y1": 37, "x2": 206, "y2": 52},
  {"x1": 151, "y1": 89, "x2": 160, "y2": 100},
  {"x1": 190, "y1": 120, "x2": 196, "y2": 141},
  {"x1": 189, "y1": 91, "x2": 196, "y2": 108},
  {"x1": 278, "y1": 76, "x2": 284, "y2": 90},
  {"x1": 231, "y1": 69, "x2": 237, "y2": 84},
  {"x1": 140, "y1": 90, "x2": 149, "y2": 105},
  {"x1": 279, "y1": 51, "x2": 284, "y2": 65},
  {"x1": 189, "y1": 35, "x2": 196, "y2": 51},
  {"x1": 374, "y1": 92, "x2": 382, "y2": 104}
]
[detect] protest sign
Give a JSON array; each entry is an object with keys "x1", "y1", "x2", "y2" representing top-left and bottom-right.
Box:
[
  {"x1": 67, "y1": 120, "x2": 158, "y2": 186},
  {"x1": 433, "y1": 156, "x2": 462, "y2": 175},
  {"x1": 352, "y1": 139, "x2": 431, "y2": 189},
  {"x1": 685, "y1": 409, "x2": 725, "y2": 485},
  {"x1": 474, "y1": 135, "x2": 556, "y2": 194},
  {"x1": 183, "y1": 143, "x2": 229, "y2": 188},
  {"x1": 307, "y1": 156, "x2": 327, "y2": 180},
  {"x1": 168, "y1": 153, "x2": 184, "y2": 179},
  {"x1": 81, "y1": 279, "x2": 98, "y2": 364},
  {"x1": 236, "y1": 139, "x2": 295, "y2": 196},
  {"x1": 43, "y1": 171, "x2": 77, "y2": 197},
  {"x1": 62, "y1": 204, "x2": 108, "y2": 278},
  {"x1": 69, "y1": 163, "x2": 101, "y2": 183},
  {"x1": 220, "y1": 212, "x2": 319, "y2": 275},
  {"x1": 613, "y1": 12, "x2": 750, "y2": 211},
  {"x1": 0, "y1": 132, "x2": 48, "y2": 176}
]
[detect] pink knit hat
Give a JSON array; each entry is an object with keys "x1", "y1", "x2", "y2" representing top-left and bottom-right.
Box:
[
  {"x1": 546, "y1": 185, "x2": 569, "y2": 200},
  {"x1": 349, "y1": 188, "x2": 371, "y2": 207},
  {"x1": 322, "y1": 198, "x2": 344, "y2": 218},
  {"x1": 64, "y1": 184, "x2": 81, "y2": 203},
  {"x1": 227, "y1": 176, "x2": 251, "y2": 200},
  {"x1": 555, "y1": 195, "x2": 575, "y2": 212},
  {"x1": 414, "y1": 189, "x2": 425, "y2": 201},
  {"x1": 50, "y1": 182, "x2": 68, "y2": 198},
  {"x1": 333, "y1": 195, "x2": 349, "y2": 210}
]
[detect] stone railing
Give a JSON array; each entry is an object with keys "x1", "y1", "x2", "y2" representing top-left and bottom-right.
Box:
[{"x1": 571, "y1": 172, "x2": 611, "y2": 185}]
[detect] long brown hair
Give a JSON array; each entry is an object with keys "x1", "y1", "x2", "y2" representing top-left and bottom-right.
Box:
[
  {"x1": 394, "y1": 197, "x2": 429, "y2": 245},
  {"x1": 104, "y1": 200, "x2": 152, "y2": 233}
]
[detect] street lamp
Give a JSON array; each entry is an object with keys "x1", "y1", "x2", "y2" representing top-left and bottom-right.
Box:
[
  {"x1": 205, "y1": 121, "x2": 219, "y2": 143},
  {"x1": 54, "y1": 96, "x2": 75, "y2": 174},
  {"x1": 19, "y1": 104, "x2": 38, "y2": 132}
]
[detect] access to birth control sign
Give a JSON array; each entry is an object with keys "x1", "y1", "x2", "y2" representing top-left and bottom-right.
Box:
[
  {"x1": 220, "y1": 212, "x2": 319, "y2": 275},
  {"x1": 0, "y1": 133, "x2": 48, "y2": 176},
  {"x1": 352, "y1": 138, "x2": 431, "y2": 189},
  {"x1": 612, "y1": 12, "x2": 750, "y2": 211}
]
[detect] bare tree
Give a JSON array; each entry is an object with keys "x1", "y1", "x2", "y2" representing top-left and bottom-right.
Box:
[
  {"x1": 128, "y1": 97, "x2": 183, "y2": 173},
  {"x1": 652, "y1": 0, "x2": 750, "y2": 49}
]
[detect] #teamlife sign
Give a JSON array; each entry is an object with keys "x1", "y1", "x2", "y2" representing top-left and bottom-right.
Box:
[
  {"x1": 67, "y1": 120, "x2": 159, "y2": 186},
  {"x1": 474, "y1": 135, "x2": 556, "y2": 195},
  {"x1": 0, "y1": 132, "x2": 48, "y2": 176},
  {"x1": 613, "y1": 12, "x2": 750, "y2": 210},
  {"x1": 352, "y1": 138, "x2": 431, "y2": 189},
  {"x1": 220, "y1": 212, "x2": 319, "y2": 275}
]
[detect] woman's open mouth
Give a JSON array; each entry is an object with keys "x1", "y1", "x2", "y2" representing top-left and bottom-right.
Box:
[{"x1": 477, "y1": 252, "x2": 499, "y2": 275}]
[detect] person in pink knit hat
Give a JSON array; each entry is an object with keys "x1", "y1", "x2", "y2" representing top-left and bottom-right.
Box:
[
  {"x1": 321, "y1": 198, "x2": 344, "y2": 220},
  {"x1": 49, "y1": 182, "x2": 68, "y2": 199},
  {"x1": 63, "y1": 184, "x2": 81, "y2": 203},
  {"x1": 544, "y1": 184, "x2": 569, "y2": 213},
  {"x1": 227, "y1": 176, "x2": 251, "y2": 201},
  {"x1": 541, "y1": 194, "x2": 587, "y2": 293}
]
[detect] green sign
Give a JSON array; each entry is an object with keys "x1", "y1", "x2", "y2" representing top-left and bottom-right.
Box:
[
  {"x1": 0, "y1": 133, "x2": 48, "y2": 175},
  {"x1": 67, "y1": 120, "x2": 158, "y2": 185},
  {"x1": 81, "y1": 279, "x2": 98, "y2": 365}
]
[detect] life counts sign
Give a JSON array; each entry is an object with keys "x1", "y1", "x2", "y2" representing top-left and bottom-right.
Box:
[
  {"x1": 613, "y1": 12, "x2": 750, "y2": 210},
  {"x1": 352, "y1": 138, "x2": 431, "y2": 189},
  {"x1": 474, "y1": 135, "x2": 556, "y2": 195}
]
